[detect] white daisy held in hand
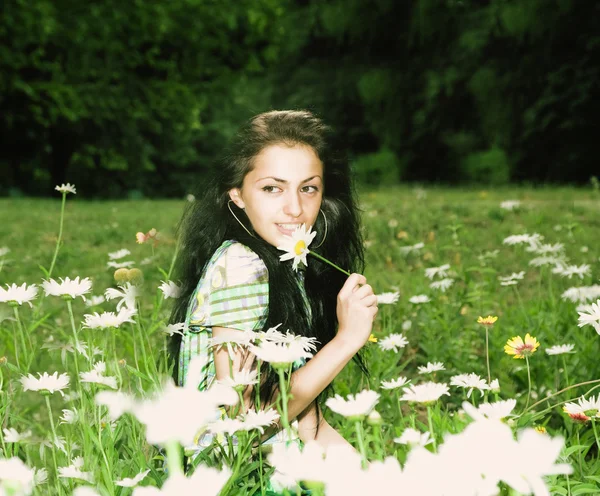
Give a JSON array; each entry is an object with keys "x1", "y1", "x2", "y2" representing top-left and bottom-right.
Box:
[
  {"x1": 55, "y1": 183, "x2": 76, "y2": 194},
  {"x1": 20, "y1": 371, "x2": 70, "y2": 396},
  {"x1": 0, "y1": 283, "x2": 38, "y2": 307},
  {"x1": 42, "y1": 277, "x2": 92, "y2": 301},
  {"x1": 277, "y1": 223, "x2": 317, "y2": 271}
]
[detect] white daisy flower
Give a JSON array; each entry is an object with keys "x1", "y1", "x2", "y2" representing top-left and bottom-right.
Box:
[
  {"x1": 545, "y1": 344, "x2": 575, "y2": 355},
  {"x1": 325, "y1": 390, "x2": 380, "y2": 419},
  {"x1": 0, "y1": 457, "x2": 35, "y2": 495},
  {"x1": 377, "y1": 333, "x2": 409, "y2": 352},
  {"x1": 400, "y1": 382, "x2": 450, "y2": 403},
  {"x1": 562, "y1": 285, "x2": 600, "y2": 303},
  {"x1": 208, "y1": 418, "x2": 245, "y2": 435},
  {"x1": 0, "y1": 283, "x2": 38, "y2": 307},
  {"x1": 58, "y1": 458, "x2": 93, "y2": 483},
  {"x1": 249, "y1": 341, "x2": 313, "y2": 368},
  {"x1": 84, "y1": 295, "x2": 105, "y2": 307},
  {"x1": 563, "y1": 395, "x2": 600, "y2": 422},
  {"x1": 409, "y1": 294, "x2": 430, "y2": 304},
  {"x1": 59, "y1": 409, "x2": 79, "y2": 424},
  {"x1": 107, "y1": 260, "x2": 135, "y2": 269},
  {"x1": 115, "y1": 469, "x2": 151, "y2": 487},
  {"x1": 20, "y1": 372, "x2": 70, "y2": 396},
  {"x1": 526, "y1": 242, "x2": 565, "y2": 255},
  {"x1": 277, "y1": 223, "x2": 317, "y2": 272},
  {"x1": 552, "y1": 264, "x2": 591, "y2": 279},
  {"x1": 430, "y1": 278, "x2": 454, "y2": 292},
  {"x1": 380, "y1": 377, "x2": 409, "y2": 390},
  {"x1": 500, "y1": 200, "x2": 521, "y2": 211},
  {"x1": 82, "y1": 307, "x2": 137, "y2": 329},
  {"x1": 104, "y1": 283, "x2": 139, "y2": 311},
  {"x1": 242, "y1": 408, "x2": 280, "y2": 434},
  {"x1": 80, "y1": 362, "x2": 118, "y2": 389},
  {"x1": 393, "y1": 427, "x2": 432, "y2": 447},
  {"x1": 450, "y1": 373, "x2": 489, "y2": 398},
  {"x1": 503, "y1": 233, "x2": 543, "y2": 246},
  {"x1": 418, "y1": 362, "x2": 445, "y2": 374},
  {"x1": 402, "y1": 320, "x2": 412, "y2": 331},
  {"x1": 217, "y1": 369, "x2": 258, "y2": 391},
  {"x1": 108, "y1": 249, "x2": 131, "y2": 260},
  {"x1": 529, "y1": 255, "x2": 567, "y2": 267},
  {"x1": 3, "y1": 427, "x2": 32, "y2": 443},
  {"x1": 399, "y1": 242, "x2": 424, "y2": 255},
  {"x1": 489, "y1": 379, "x2": 500, "y2": 392},
  {"x1": 498, "y1": 271, "x2": 526, "y2": 286},
  {"x1": 55, "y1": 183, "x2": 76, "y2": 194},
  {"x1": 95, "y1": 391, "x2": 136, "y2": 421},
  {"x1": 376, "y1": 291, "x2": 400, "y2": 304},
  {"x1": 577, "y1": 299, "x2": 600, "y2": 334},
  {"x1": 477, "y1": 399, "x2": 517, "y2": 420},
  {"x1": 163, "y1": 322, "x2": 187, "y2": 336},
  {"x1": 158, "y1": 280, "x2": 182, "y2": 299},
  {"x1": 34, "y1": 467, "x2": 48, "y2": 486},
  {"x1": 425, "y1": 264, "x2": 450, "y2": 279},
  {"x1": 42, "y1": 277, "x2": 92, "y2": 301}
]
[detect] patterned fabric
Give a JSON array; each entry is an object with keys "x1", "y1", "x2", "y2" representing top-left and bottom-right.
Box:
[{"x1": 178, "y1": 239, "x2": 312, "y2": 494}]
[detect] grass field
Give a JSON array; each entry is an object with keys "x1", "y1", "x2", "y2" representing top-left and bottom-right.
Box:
[{"x1": 1, "y1": 186, "x2": 600, "y2": 495}]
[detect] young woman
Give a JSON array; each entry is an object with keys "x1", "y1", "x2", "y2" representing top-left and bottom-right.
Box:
[{"x1": 168, "y1": 109, "x2": 377, "y2": 480}]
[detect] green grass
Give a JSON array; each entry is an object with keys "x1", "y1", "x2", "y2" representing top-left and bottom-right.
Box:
[{"x1": 1, "y1": 186, "x2": 600, "y2": 495}]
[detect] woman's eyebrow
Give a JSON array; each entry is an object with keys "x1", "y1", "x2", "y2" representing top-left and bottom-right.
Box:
[{"x1": 256, "y1": 175, "x2": 322, "y2": 184}]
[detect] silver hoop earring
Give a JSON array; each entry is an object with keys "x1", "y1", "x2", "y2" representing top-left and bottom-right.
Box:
[
  {"x1": 227, "y1": 200, "x2": 256, "y2": 239},
  {"x1": 312, "y1": 209, "x2": 328, "y2": 249}
]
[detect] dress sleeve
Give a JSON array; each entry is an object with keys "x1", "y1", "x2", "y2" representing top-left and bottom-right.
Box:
[{"x1": 188, "y1": 242, "x2": 269, "y2": 332}]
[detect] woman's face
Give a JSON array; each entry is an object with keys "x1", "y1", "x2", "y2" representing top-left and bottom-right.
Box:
[{"x1": 228, "y1": 143, "x2": 324, "y2": 248}]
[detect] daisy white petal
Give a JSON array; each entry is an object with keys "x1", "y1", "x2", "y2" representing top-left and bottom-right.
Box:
[
  {"x1": 108, "y1": 249, "x2": 131, "y2": 260},
  {"x1": 158, "y1": 281, "x2": 182, "y2": 299},
  {"x1": 104, "y1": 283, "x2": 139, "y2": 311},
  {"x1": 393, "y1": 427, "x2": 432, "y2": 447},
  {"x1": 376, "y1": 291, "x2": 400, "y2": 304},
  {"x1": 276, "y1": 223, "x2": 317, "y2": 271},
  {"x1": 20, "y1": 372, "x2": 70, "y2": 396},
  {"x1": 477, "y1": 399, "x2": 517, "y2": 420},
  {"x1": 409, "y1": 294, "x2": 430, "y2": 304},
  {"x1": 424, "y1": 264, "x2": 450, "y2": 280},
  {"x1": 577, "y1": 299, "x2": 600, "y2": 334},
  {"x1": 325, "y1": 389, "x2": 380, "y2": 419},
  {"x1": 377, "y1": 333, "x2": 409, "y2": 352},
  {"x1": 3, "y1": 427, "x2": 32, "y2": 443},
  {"x1": 0, "y1": 283, "x2": 38, "y2": 307},
  {"x1": 545, "y1": 344, "x2": 575, "y2": 355},
  {"x1": 400, "y1": 382, "x2": 450, "y2": 404},
  {"x1": 418, "y1": 361, "x2": 445, "y2": 374},
  {"x1": 55, "y1": 183, "x2": 76, "y2": 194},
  {"x1": 380, "y1": 377, "x2": 409, "y2": 390},
  {"x1": 42, "y1": 277, "x2": 92, "y2": 301},
  {"x1": 242, "y1": 408, "x2": 280, "y2": 434},
  {"x1": 115, "y1": 469, "x2": 151, "y2": 487}
]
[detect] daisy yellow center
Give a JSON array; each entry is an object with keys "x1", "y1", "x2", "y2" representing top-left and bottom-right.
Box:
[{"x1": 294, "y1": 240, "x2": 306, "y2": 255}]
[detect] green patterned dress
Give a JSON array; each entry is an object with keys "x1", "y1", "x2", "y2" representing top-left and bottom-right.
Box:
[{"x1": 178, "y1": 239, "x2": 310, "y2": 494}]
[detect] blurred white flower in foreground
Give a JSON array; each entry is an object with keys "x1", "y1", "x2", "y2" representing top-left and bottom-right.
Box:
[
  {"x1": 95, "y1": 391, "x2": 136, "y2": 421},
  {"x1": 400, "y1": 382, "x2": 450, "y2": 404},
  {"x1": 393, "y1": 427, "x2": 432, "y2": 447},
  {"x1": 249, "y1": 341, "x2": 313, "y2": 367},
  {"x1": 42, "y1": 277, "x2": 92, "y2": 301},
  {"x1": 108, "y1": 249, "x2": 131, "y2": 260},
  {"x1": 425, "y1": 264, "x2": 450, "y2": 279},
  {"x1": 55, "y1": 183, "x2": 76, "y2": 194},
  {"x1": 83, "y1": 307, "x2": 137, "y2": 329},
  {"x1": 242, "y1": 408, "x2": 280, "y2": 434},
  {"x1": 158, "y1": 280, "x2": 182, "y2": 299},
  {"x1": 115, "y1": 469, "x2": 151, "y2": 487},
  {"x1": 417, "y1": 362, "x2": 445, "y2": 374},
  {"x1": 217, "y1": 369, "x2": 258, "y2": 391},
  {"x1": 133, "y1": 468, "x2": 231, "y2": 496},
  {"x1": 500, "y1": 200, "x2": 521, "y2": 210},
  {"x1": 0, "y1": 283, "x2": 38, "y2": 307},
  {"x1": 21, "y1": 372, "x2": 70, "y2": 396},
  {"x1": 377, "y1": 333, "x2": 409, "y2": 352},
  {"x1": 545, "y1": 344, "x2": 575, "y2": 355},
  {"x1": 105, "y1": 283, "x2": 140, "y2": 311},
  {"x1": 375, "y1": 291, "x2": 400, "y2": 304},
  {"x1": 577, "y1": 299, "x2": 600, "y2": 334},
  {"x1": 326, "y1": 389, "x2": 379, "y2": 419},
  {"x1": 0, "y1": 457, "x2": 35, "y2": 496},
  {"x1": 409, "y1": 294, "x2": 430, "y2": 304}
]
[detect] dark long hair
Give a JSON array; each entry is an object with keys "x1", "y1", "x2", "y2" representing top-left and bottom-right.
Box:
[{"x1": 168, "y1": 110, "x2": 367, "y2": 433}]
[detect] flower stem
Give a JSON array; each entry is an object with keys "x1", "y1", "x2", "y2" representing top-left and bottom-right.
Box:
[
  {"x1": 48, "y1": 192, "x2": 67, "y2": 280},
  {"x1": 485, "y1": 327, "x2": 491, "y2": 385},
  {"x1": 427, "y1": 405, "x2": 437, "y2": 452},
  {"x1": 591, "y1": 420, "x2": 600, "y2": 455},
  {"x1": 522, "y1": 378, "x2": 600, "y2": 414},
  {"x1": 276, "y1": 367, "x2": 292, "y2": 441},
  {"x1": 561, "y1": 355, "x2": 571, "y2": 394},
  {"x1": 165, "y1": 440, "x2": 183, "y2": 477},
  {"x1": 66, "y1": 300, "x2": 83, "y2": 377},
  {"x1": 44, "y1": 395, "x2": 63, "y2": 495},
  {"x1": 12, "y1": 306, "x2": 29, "y2": 368},
  {"x1": 354, "y1": 420, "x2": 368, "y2": 469},
  {"x1": 308, "y1": 251, "x2": 351, "y2": 277},
  {"x1": 524, "y1": 355, "x2": 532, "y2": 412}
]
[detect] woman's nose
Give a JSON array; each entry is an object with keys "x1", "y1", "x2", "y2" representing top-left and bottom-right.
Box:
[{"x1": 283, "y1": 191, "x2": 302, "y2": 217}]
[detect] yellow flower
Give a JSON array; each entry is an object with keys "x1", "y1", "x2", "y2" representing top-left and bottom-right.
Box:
[
  {"x1": 504, "y1": 333, "x2": 540, "y2": 359},
  {"x1": 368, "y1": 334, "x2": 377, "y2": 343},
  {"x1": 534, "y1": 426, "x2": 547, "y2": 434},
  {"x1": 477, "y1": 315, "x2": 498, "y2": 326}
]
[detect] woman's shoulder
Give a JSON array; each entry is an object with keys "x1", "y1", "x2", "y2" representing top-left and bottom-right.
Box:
[{"x1": 205, "y1": 239, "x2": 268, "y2": 288}]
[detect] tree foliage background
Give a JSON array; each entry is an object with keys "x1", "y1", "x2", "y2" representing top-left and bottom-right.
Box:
[{"x1": 1, "y1": 0, "x2": 598, "y2": 197}]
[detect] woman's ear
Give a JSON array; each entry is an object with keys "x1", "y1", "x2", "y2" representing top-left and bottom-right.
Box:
[{"x1": 228, "y1": 188, "x2": 245, "y2": 209}]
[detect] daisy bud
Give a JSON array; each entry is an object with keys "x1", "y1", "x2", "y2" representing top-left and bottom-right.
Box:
[
  {"x1": 0, "y1": 356, "x2": 6, "y2": 366},
  {"x1": 127, "y1": 268, "x2": 144, "y2": 285},
  {"x1": 367, "y1": 410, "x2": 382, "y2": 426},
  {"x1": 114, "y1": 269, "x2": 129, "y2": 284},
  {"x1": 118, "y1": 359, "x2": 127, "y2": 368}
]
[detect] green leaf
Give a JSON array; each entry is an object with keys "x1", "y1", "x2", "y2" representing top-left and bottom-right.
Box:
[{"x1": 571, "y1": 483, "x2": 600, "y2": 495}]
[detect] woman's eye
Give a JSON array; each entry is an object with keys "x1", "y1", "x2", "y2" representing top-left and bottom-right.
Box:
[
  {"x1": 262, "y1": 186, "x2": 281, "y2": 193},
  {"x1": 302, "y1": 185, "x2": 319, "y2": 193}
]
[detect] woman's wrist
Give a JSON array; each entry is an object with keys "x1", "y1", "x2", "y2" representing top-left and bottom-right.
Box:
[{"x1": 332, "y1": 328, "x2": 363, "y2": 357}]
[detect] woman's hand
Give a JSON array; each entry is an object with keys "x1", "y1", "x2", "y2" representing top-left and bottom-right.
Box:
[{"x1": 335, "y1": 273, "x2": 378, "y2": 352}]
